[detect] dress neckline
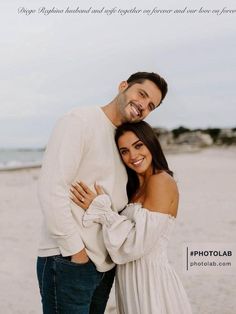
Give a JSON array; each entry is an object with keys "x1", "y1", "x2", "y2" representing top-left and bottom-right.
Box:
[{"x1": 126, "y1": 203, "x2": 176, "y2": 220}]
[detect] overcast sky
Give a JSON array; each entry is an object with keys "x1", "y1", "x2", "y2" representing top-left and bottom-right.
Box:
[{"x1": 0, "y1": 0, "x2": 235, "y2": 148}]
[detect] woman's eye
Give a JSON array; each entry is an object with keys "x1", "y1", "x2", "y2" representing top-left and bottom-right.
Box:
[
  {"x1": 135, "y1": 143, "x2": 143, "y2": 149},
  {"x1": 120, "y1": 150, "x2": 128, "y2": 156}
]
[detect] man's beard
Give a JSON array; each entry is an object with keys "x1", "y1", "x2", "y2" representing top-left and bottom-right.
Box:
[{"x1": 118, "y1": 94, "x2": 130, "y2": 123}]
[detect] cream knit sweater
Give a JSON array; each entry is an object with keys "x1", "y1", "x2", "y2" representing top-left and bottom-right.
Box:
[{"x1": 37, "y1": 106, "x2": 128, "y2": 272}]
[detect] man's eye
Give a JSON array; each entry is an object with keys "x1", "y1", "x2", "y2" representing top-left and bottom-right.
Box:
[
  {"x1": 149, "y1": 104, "x2": 155, "y2": 111},
  {"x1": 139, "y1": 92, "x2": 145, "y2": 97}
]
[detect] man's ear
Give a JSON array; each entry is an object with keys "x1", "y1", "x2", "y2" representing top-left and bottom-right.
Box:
[{"x1": 118, "y1": 81, "x2": 128, "y2": 92}]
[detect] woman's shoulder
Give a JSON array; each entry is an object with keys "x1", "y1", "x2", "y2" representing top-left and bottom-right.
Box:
[
  {"x1": 147, "y1": 171, "x2": 177, "y2": 189},
  {"x1": 143, "y1": 171, "x2": 179, "y2": 216}
]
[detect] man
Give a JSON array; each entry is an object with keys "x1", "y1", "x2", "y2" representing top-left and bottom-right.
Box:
[{"x1": 37, "y1": 72, "x2": 168, "y2": 313}]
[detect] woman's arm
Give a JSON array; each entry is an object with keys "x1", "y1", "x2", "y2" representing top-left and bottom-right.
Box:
[{"x1": 71, "y1": 179, "x2": 174, "y2": 264}]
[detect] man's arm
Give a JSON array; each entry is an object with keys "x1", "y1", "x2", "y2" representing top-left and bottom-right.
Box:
[{"x1": 38, "y1": 113, "x2": 88, "y2": 262}]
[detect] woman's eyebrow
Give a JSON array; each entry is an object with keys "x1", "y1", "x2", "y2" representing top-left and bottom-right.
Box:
[
  {"x1": 119, "y1": 140, "x2": 141, "y2": 150},
  {"x1": 132, "y1": 140, "x2": 141, "y2": 146}
]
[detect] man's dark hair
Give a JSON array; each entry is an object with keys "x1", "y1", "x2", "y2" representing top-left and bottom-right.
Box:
[
  {"x1": 126, "y1": 72, "x2": 168, "y2": 105},
  {"x1": 115, "y1": 121, "x2": 173, "y2": 201}
]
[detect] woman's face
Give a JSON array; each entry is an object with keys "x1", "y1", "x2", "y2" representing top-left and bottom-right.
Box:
[{"x1": 117, "y1": 131, "x2": 153, "y2": 175}]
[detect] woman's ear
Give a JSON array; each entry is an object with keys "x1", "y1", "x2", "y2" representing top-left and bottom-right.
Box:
[{"x1": 118, "y1": 81, "x2": 128, "y2": 92}]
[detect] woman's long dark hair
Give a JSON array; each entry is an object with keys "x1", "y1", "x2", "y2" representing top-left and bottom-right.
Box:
[{"x1": 115, "y1": 121, "x2": 173, "y2": 201}]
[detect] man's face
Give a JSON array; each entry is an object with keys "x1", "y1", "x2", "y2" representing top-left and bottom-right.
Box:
[{"x1": 117, "y1": 80, "x2": 163, "y2": 123}]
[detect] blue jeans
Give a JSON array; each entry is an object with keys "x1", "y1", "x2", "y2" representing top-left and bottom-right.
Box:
[{"x1": 37, "y1": 255, "x2": 115, "y2": 314}]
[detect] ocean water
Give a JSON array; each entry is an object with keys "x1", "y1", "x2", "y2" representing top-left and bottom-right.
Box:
[{"x1": 0, "y1": 149, "x2": 44, "y2": 170}]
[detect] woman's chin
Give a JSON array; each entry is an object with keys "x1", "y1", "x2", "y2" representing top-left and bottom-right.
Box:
[
  {"x1": 132, "y1": 166, "x2": 148, "y2": 175},
  {"x1": 134, "y1": 164, "x2": 153, "y2": 176}
]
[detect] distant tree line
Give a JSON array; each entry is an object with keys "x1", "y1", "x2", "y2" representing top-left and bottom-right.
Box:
[{"x1": 171, "y1": 126, "x2": 236, "y2": 145}]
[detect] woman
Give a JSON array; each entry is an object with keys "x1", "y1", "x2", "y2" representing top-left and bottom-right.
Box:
[{"x1": 70, "y1": 121, "x2": 192, "y2": 314}]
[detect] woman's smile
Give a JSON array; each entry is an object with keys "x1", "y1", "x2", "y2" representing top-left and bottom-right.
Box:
[{"x1": 131, "y1": 157, "x2": 145, "y2": 167}]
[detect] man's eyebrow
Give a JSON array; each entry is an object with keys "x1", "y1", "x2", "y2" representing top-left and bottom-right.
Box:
[{"x1": 140, "y1": 88, "x2": 149, "y2": 98}]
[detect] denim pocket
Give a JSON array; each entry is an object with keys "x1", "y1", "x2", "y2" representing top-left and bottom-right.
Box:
[
  {"x1": 54, "y1": 255, "x2": 100, "y2": 285},
  {"x1": 54, "y1": 255, "x2": 92, "y2": 267}
]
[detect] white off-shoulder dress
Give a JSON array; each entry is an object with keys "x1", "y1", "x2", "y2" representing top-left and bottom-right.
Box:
[{"x1": 83, "y1": 195, "x2": 192, "y2": 314}]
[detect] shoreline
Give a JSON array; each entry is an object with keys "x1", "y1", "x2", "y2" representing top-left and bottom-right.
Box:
[
  {"x1": 1, "y1": 146, "x2": 235, "y2": 172},
  {"x1": 0, "y1": 164, "x2": 41, "y2": 172}
]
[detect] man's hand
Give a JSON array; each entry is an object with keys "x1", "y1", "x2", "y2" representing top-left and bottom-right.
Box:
[{"x1": 71, "y1": 248, "x2": 89, "y2": 264}]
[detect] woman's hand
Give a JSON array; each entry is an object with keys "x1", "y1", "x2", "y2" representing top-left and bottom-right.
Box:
[{"x1": 70, "y1": 181, "x2": 104, "y2": 210}]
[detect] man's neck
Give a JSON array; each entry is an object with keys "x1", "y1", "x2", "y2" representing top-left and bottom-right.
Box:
[{"x1": 101, "y1": 98, "x2": 122, "y2": 127}]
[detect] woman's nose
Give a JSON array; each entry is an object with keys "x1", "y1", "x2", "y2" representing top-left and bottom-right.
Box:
[{"x1": 129, "y1": 149, "x2": 138, "y2": 160}]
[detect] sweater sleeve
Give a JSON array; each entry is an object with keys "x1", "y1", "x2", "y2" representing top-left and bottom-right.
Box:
[
  {"x1": 83, "y1": 195, "x2": 171, "y2": 264},
  {"x1": 38, "y1": 113, "x2": 87, "y2": 256}
]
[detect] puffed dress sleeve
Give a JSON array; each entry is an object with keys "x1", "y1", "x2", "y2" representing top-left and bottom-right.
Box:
[{"x1": 82, "y1": 194, "x2": 171, "y2": 264}]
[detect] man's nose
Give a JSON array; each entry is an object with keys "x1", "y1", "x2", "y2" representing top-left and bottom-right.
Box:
[
  {"x1": 138, "y1": 100, "x2": 149, "y2": 112},
  {"x1": 138, "y1": 103, "x2": 149, "y2": 119}
]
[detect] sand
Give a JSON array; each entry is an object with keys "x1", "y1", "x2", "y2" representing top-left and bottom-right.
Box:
[{"x1": 0, "y1": 147, "x2": 235, "y2": 314}]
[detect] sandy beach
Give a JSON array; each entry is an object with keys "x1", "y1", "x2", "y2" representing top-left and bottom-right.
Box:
[{"x1": 0, "y1": 147, "x2": 235, "y2": 314}]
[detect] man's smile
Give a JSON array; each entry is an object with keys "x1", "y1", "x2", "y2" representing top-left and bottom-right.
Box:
[{"x1": 130, "y1": 102, "x2": 142, "y2": 118}]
